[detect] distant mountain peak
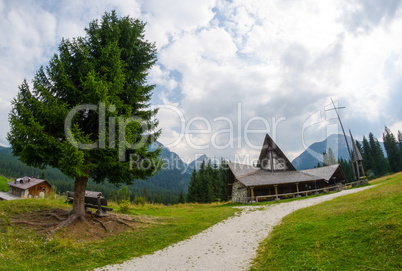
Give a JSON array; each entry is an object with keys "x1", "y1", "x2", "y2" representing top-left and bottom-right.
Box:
[
  {"x1": 291, "y1": 133, "x2": 385, "y2": 170},
  {"x1": 292, "y1": 134, "x2": 353, "y2": 170},
  {"x1": 188, "y1": 154, "x2": 221, "y2": 170}
]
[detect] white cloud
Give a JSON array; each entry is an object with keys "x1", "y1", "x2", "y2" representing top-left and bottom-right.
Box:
[
  {"x1": 0, "y1": 0, "x2": 401, "y2": 163},
  {"x1": 389, "y1": 121, "x2": 402, "y2": 136}
]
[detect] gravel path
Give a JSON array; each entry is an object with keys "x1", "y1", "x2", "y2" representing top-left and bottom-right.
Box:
[{"x1": 98, "y1": 186, "x2": 374, "y2": 271}]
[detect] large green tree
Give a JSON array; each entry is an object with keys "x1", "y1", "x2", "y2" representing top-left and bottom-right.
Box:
[
  {"x1": 383, "y1": 126, "x2": 402, "y2": 173},
  {"x1": 7, "y1": 11, "x2": 161, "y2": 226},
  {"x1": 323, "y1": 147, "x2": 337, "y2": 166},
  {"x1": 368, "y1": 133, "x2": 389, "y2": 176},
  {"x1": 186, "y1": 158, "x2": 228, "y2": 203},
  {"x1": 361, "y1": 136, "x2": 373, "y2": 172}
]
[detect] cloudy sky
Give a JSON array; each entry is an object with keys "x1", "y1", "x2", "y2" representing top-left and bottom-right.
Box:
[{"x1": 1, "y1": 0, "x2": 401, "y2": 164}]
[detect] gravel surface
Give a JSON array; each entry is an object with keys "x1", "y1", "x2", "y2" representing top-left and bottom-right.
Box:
[{"x1": 98, "y1": 186, "x2": 374, "y2": 271}]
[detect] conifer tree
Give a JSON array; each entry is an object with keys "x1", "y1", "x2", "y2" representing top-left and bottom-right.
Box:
[
  {"x1": 368, "y1": 133, "x2": 389, "y2": 176},
  {"x1": 186, "y1": 167, "x2": 198, "y2": 203},
  {"x1": 383, "y1": 127, "x2": 402, "y2": 172},
  {"x1": 186, "y1": 158, "x2": 229, "y2": 203},
  {"x1": 178, "y1": 189, "x2": 185, "y2": 204},
  {"x1": 143, "y1": 187, "x2": 152, "y2": 203},
  {"x1": 219, "y1": 159, "x2": 228, "y2": 201},
  {"x1": 7, "y1": 11, "x2": 161, "y2": 226},
  {"x1": 323, "y1": 147, "x2": 337, "y2": 166},
  {"x1": 362, "y1": 136, "x2": 373, "y2": 172},
  {"x1": 338, "y1": 157, "x2": 353, "y2": 182},
  {"x1": 198, "y1": 160, "x2": 213, "y2": 203},
  {"x1": 153, "y1": 194, "x2": 162, "y2": 204},
  {"x1": 210, "y1": 160, "x2": 221, "y2": 201}
]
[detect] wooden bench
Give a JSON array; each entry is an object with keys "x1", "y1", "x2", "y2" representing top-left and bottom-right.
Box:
[{"x1": 66, "y1": 191, "x2": 113, "y2": 217}]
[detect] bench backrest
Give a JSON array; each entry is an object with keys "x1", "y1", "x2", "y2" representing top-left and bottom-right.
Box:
[{"x1": 66, "y1": 191, "x2": 108, "y2": 206}]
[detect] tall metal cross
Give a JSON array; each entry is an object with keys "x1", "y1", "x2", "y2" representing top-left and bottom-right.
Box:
[{"x1": 325, "y1": 98, "x2": 357, "y2": 181}]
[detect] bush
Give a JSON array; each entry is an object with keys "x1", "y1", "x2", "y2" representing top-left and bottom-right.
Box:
[
  {"x1": 117, "y1": 186, "x2": 131, "y2": 204},
  {"x1": 133, "y1": 196, "x2": 145, "y2": 206},
  {"x1": 48, "y1": 185, "x2": 57, "y2": 199},
  {"x1": 119, "y1": 199, "x2": 131, "y2": 213}
]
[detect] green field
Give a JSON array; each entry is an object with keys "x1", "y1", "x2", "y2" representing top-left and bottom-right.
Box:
[
  {"x1": 0, "y1": 198, "x2": 239, "y2": 271},
  {"x1": 250, "y1": 173, "x2": 402, "y2": 271},
  {"x1": 0, "y1": 175, "x2": 11, "y2": 192},
  {"x1": 0, "y1": 174, "x2": 400, "y2": 271}
]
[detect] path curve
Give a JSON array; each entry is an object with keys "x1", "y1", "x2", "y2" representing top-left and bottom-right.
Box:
[{"x1": 98, "y1": 186, "x2": 374, "y2": 271}]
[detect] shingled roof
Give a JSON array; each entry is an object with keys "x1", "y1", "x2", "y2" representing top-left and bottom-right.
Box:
[
  {"x1": 227, "y1": 162, "x2": 260, "y2": 179},
  {"x1": 238, "y1": 170, "x2": 323, "y2": 187},
  {"x1": 228, "y1": 134, "x2": 346, "y2": 187},
  {"x1": 7, "y1": 176, "x2": 50, "y2": 190},
  {"x1": 300, "y1": 164, "x2": 346, "y2": 181}
]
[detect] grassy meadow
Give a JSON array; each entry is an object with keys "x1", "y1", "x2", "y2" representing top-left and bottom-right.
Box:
[
  {"x1": 0, "y1": 198, "x2": 239, "y2": 271},
  {"x1": 0, "y1": 175, "x2": 11, "y2": 192},
  {"x1": 0, "y1": 174, "x2": 400, "y2": 271},
  {"x1": 250, "y1": 173, "x2": 402, "y2": 271}
]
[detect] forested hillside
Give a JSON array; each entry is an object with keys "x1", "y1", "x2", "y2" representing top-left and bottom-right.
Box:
[
  {"x1": 0, "y1": 144, "x2": 191, "y2": 204},
  {"x1": 293, "y1": 128, "x2": 402, "y2": 181}
]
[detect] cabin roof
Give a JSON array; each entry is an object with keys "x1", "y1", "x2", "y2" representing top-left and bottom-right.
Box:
[
  {"x1": 228, "y1": 134, "x2": 346, "y2": 187},
  {"x1": 237, "y1": 169, "x2": 324, "y2": 187},
  {"x1": 7, "y1": 176, "x2": 51, "y2": 190},
  {"x1": 227, "y1": 162, "x2": 260, "y2": 179},
  {"x1": 300, "y1": 164, "x2": 345, "y2": 181}
]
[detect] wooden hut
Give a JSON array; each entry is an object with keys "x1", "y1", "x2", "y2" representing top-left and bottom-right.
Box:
[
  {"x1": 227, "y1": 134, "x2": 346, "y2": 202},
  {"x1": 5, "y1": 177, "x2": 51, "y2": 199}
]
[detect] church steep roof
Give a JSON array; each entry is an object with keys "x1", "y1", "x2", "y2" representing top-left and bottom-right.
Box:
[
  {"x1": 227, "y1": 134, "x2": 346, "y2": 187},
  {"x1": 257, "y1": 134, "x2": 296, "y2": 171}
]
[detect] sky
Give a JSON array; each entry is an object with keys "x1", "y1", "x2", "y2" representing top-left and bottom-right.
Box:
[{"x1": 0, "y1": 0, "x2": 402, "y2": 164}]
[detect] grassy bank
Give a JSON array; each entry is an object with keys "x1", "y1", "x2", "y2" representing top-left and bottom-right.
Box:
[
  {"x1": 250, "y1": 173, "x2": 402, "y2": 271},
  {"x1": 0, "y1": 199, "x2": 238, "y2": 271},
  {"x1": 0, "y1": 175, "x2": 11, "y2": 191}
]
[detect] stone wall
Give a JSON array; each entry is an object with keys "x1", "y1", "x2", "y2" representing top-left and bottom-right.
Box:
[{"x1": 231, "y1": 181, "x2": 248, "y2": 202}]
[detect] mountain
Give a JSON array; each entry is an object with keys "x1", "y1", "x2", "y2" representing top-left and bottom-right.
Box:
[
  {"x1": 0, "y1": 142, "x2": 191, "y2": 203},
  {"x1": 188, "y1": 155, "x2": 209, "y2": 171},
  {"x1": 147, "y1": 142, "x2": 191, "y2": 191},
  {"x1": 292, "y1": 134, "x2": 351, "y2": 170},
  {"x1": 188, "y1": 155, "x2": 222, "y2": 171},
  {"x1": 291, "y1": 134, "x2": 386, "y2": 170}
]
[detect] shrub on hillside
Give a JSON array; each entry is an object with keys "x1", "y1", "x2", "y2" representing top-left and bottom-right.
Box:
[
  {"x1": 119, "y1": 199, "x2": 131, "y2": 213},
  {"x1": 133, "y1": 196, "x2": 145, "y2": 206}
]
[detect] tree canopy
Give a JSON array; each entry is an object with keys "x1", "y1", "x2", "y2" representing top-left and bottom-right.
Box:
[
  {"x1": 186, "y1": 159, "x2": 227, "y2": 203},
  {"x1": 383, "y1": 126, "x2": 402, "y2": 173},
  {"x1": 7, "y1": 11, "x2": 161, "y2": 223}
]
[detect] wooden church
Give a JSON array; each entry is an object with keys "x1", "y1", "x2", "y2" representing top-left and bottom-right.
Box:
[{"x1": 227, "y1": 134, "x2": 346, "y2": 202}]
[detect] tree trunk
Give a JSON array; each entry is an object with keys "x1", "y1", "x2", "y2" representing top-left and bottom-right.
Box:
[
  {"x1": 72, "y1": 175, "x2": 89, "y2": 221},
  {"x1": 51, "y1": 173, "x2": 89, "y2": 232}
]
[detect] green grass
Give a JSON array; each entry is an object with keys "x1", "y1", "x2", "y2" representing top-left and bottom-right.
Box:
[
  {"x1": 1, "y1": 175, "x2": 399, "y2": 271},
  {"x1": 250, "y1": 172, "x2": 402, "y2": 271},
  {"x1": 0, "y1": 175, "x2": 11, "y2": 192},
  {"x1": 0, "y1": 198, "x2": 238, "y2": 271}
]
